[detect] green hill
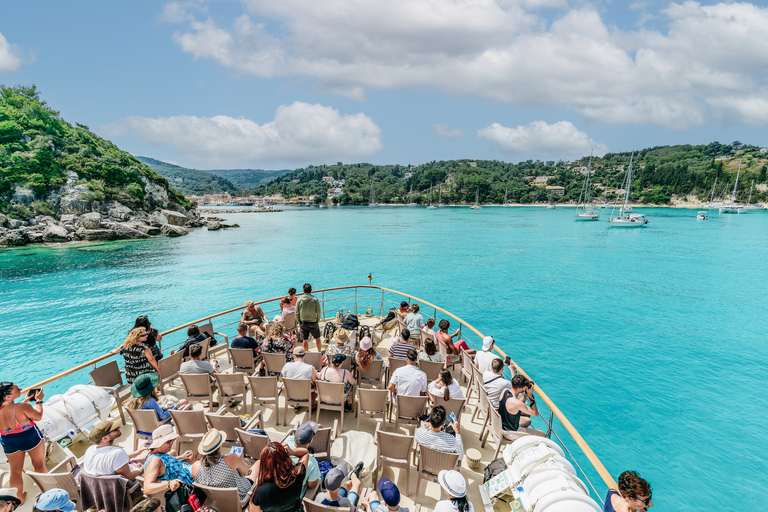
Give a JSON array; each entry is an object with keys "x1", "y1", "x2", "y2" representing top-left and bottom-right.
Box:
[
  {"x1": 136, "y1": 156, "x2": 244, "y2": 196},
  {"x1": 0, "y1": 85, "x2": 190, "y2": 219},
  {"x1": 208, "y1": 168, "x2": 293, "y2": 189}
]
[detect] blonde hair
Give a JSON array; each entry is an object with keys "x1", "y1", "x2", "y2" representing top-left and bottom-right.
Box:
[
  {"x1": 244, "y1": 300, "x2": 255, "y2": 307},
  {"x1": 126, "y1": 388, "x2": 158, "y2": 410},
  {"x1": 270, "y1": 324, "x2": 285, "y2": 339},
  {"x1": 122, "y1": 327, "x2": 147, "y2": 349}
]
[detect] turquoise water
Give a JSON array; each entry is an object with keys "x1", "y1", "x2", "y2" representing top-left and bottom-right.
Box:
[{"x1": 2, "y1": 206, "x2": 766, "y2": 510}]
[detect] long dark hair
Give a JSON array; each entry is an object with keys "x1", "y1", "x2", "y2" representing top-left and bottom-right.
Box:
[
  {"x1": 451, "y1": 497, "x2": 471, "y2": 512},
  {"x1": 134, "y1": 315, "x2": 151, "y2": 330},
  {"x1": 439, "y1": 369, "x2": 452, "y2": 401}
]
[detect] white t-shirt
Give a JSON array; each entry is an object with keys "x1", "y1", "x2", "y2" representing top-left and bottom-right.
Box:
[
  {"x1": 428, "y1": 379, "x2": 464, "y2": 400},
  {"x1": 474, "y1": 350, "x2": 501, "y2": 374},
  {"x1": 83, "y1": 445, "x2": 130, "y2": 476},
  {"x1": 435, "y1": 499, "x2": 473, "y2": 512},
  {"x1": 390, "y1": 364, "x2": 427, "y2": 398},
  {"x1": 282, "y1": 361, "x2": 314, "y2": 380},
  {"x1": 483, "y1": 371, "x2": 513, "y2": 409}
]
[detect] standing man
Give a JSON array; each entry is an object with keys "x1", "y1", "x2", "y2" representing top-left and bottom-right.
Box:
[{"x1": 296, "y1": 283, "x2": 323, "y2": 353}]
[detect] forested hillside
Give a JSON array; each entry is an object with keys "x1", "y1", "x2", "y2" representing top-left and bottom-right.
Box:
[
  {"x1": 254, "y1": 144, "x2": 768, "y2": 205},
  {"x1": 137, "y1": 156, "x2": 244, "y2": 196}
]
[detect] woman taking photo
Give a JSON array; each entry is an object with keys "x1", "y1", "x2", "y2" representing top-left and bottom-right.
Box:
[
  {"x1": 133, "y1": 315, "x2": 164, "y2": 361},
  {"x1": 250, "y1": 442, "x2": 309, "y2": 512},
  {"x1": 0, "y1": 382, "x2": 46, "y2": 504},
  {"x1": 119, "y1": 327, "x2": 159, "y2": 384}
]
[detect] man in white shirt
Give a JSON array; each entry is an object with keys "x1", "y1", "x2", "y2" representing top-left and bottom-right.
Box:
[
  {"x1": 483, "y1": 358, "x2": 514, "y2": 409},
  {"x1": 281, "y1": 346, "x2": 318, "y2": 381},
  {"x1": 83, "y1": 419, "x2": 142, "y2": 481},
  {"x1": 388, "y1": 349, "x2": 427, "y2": 399},
  {"x1": 474, "y1": 336, "x2": 501, "y2": 374}
]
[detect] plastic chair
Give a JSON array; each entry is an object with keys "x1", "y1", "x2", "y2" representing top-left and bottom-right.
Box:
[
  {"x1": 396, "y1": 317, "x2": 407, "y2": 336},
  {"x1": 126, "y1": 408, "x2": 172, "y2": 451},
  {"x1": 431, "y1": 396, "x2": 466, "y2": 428},
  {"x1": 194, "y1": 482, "x2": 253, "y2": 511},
  {"x1": 263, "y1": 352, "x2": 287, "y2": 375},
  {"x1": 460, "y1": 351, "x2": 474, "y2": 386},
  {"x1": 283, "y1": 311, "x2": 298, "y2": 336},
  {"x1": 235, "y1": 428, "x2": 280, "y2": 462},
  {"x1": 482, "y1": 403, "x2": 530, "y2": 459},
  {"x1": 206, "y1": 407, "x2": 262, "y2": 445},
  {"x1": 199, "y1": 321, "x2": 230, "y2": 362},
  {"x1": 386, "y1": 357, "x2": 407, "y2": 384},
  {"x1": 169, "y1": 408, "x2": 208, "y2": 446},
  {"x1": 79, "y1": 470, "x2": 142, "y2": 512},
  {"x1": 471, "y1": 380, "x2": 491, "y2": 437},
  {"x1": 89, "y1": 360, "x2": 132, "y2": 424},
  {"x1": 375, "y1": 426, "x2": 413, "y2": 496},
  {"x1": 468, "y1": 363, "x2": 484, "y2": 405},
  {"x1": 180, "y1": 373, "x2": 216, "y2": 412},
  {"x1": 25, "y1": 456, "x2": 81, "y2": 511},
  {"x1": 358, "y1": 359, "x2": 385, "y2": 389},
  {"x1": 418, "y1": 359, "x2": 445, "y2": 383},
  {"x1": 414, "y1": 444, "x2": 460, "y2": 498},
  {"x1": 229, "y1": 348, "x2": 258, "y2": 374},
  {"x1": 283, "y1": 420, "x2": 337, "y2": 462},
  {"x1": 214, "y1": 373, "x2": 249, "y2": 409},
  {"x1": 356, "y1": 388, "x2": 389, "y2": 430},
  {"x1": 315, "y1": 381, "x2": 347, "y2": 432},
  {"x1": 393, "y1": 395, "x2": 428, "y2": 432},
  {"x1": 282, "y1": 378, "x2": 313, "y2": 426},
  {"x1": 246, "y1": 375, "x2": 282, "y2": 426},
  {"x1": 157, "y1": 350, "x2": 184, "y2": 394},
  {"x1": 304, "y1": 352, "x2": 324, "y2": 372}
]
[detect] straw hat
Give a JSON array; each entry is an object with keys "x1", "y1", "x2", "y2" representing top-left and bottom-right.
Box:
[
  {"x1": 131, "y1": 372, "x2": 159, "y2": 398},
  {"x1": 199, "y1": 428, "x2": 224, "y2": 455},
  {"x1": 333, "y1": 329, "x2": 349, "y2": 344}
]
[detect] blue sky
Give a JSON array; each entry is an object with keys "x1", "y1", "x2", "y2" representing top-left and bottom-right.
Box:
[{"x1": 2, "y1": 1, "x2": 767, "y2": 170}]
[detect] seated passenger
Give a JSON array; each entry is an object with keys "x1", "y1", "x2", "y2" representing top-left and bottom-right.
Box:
[
  {"x1": 326, "y1": 329, "x2": 354, "y2": 359},
  {"x1": 404, "y1": 303, "x2": 424, "y2": 341},
  {"x1": 604, "y1": 470, "x2": 653, "y2": 512},
  {"x1": 251, "y1": 442, "x2": 309, "y2": 512},
  {"x1": 435, "y1": 470, "x2": 473, "y2": 512},
  {"x1": 125, "y1": 373, "x2": 187, "y2": 436},
  {"x1": 274, "y1": 296, "x2": 295, "y2": 322},
  {"x1": 281, "y1": 347, "x2": 318, "y2": 382},
  {"x1": 498, "y1": 375, "x2": 545, "y2": 439},
  {"x1": 427, "y1": 369, "x2": 464, "y2": 402},
  {"x1": 142, "y1": 425, "x2": 196, "y2": 495},
  {"x1": 242, "y1": 300, "x2": 268, "y2": 337},
  {"x1": 319, "y1": 354, "x2": 356, "y2": 411},
  {"x1": 423, "y1": 318, "x2": 437, "y2": 337},
  {"x1": 83, "y1": 419, "x2": 143, "y2": 481},
  {"x1": 356, "y1": 337, "x2": 382, "y2": 376},
  {"x1": 32, "y1": 489, "x2": 78, "y2": 512},
  {"x1": 435, "y1": 320, "x2": 474, "y2": 362},
  {"x1": 388, "y1": 329, "x2": 414, "y2": 361},
  {"x1": 316, "y1": 462, "x2": 364, "y2": 509},
  {"x1": 474, "y1": 336, "x2": 501, "y2": 373},
  {"x1": 415, "y1": 405, "x2": 464, "y2": 462},
  {"x1": 262, "y1": 324, "x2": 294, "y2": 376},
  {"x1": 179, "y1": 324, "x2": 209, "y2": 359},
  {"x1": 388, "y1": 349, "x2": 427, "y2": 400},
  {"x1": 191, "y1": 428, "x2": 259, "y2": 500},
  {"x1": 396, "y1": 301, "x2": 409, "y2": 320},
  {"x1": 230, "y1": 322, "x2": 261, "y2": 357},
  {"x1": 133, "y1": 315, "x2": 164, "y2": 362},
  {"x1": 418, "y1": 339, "x2": 444, "y2": 363},
  {"x1": 282, "y1": 421, "x2": 322, "y2": 497},
  {"x1": 361, "y1": 478, "x2": 410, "y2": 512},
  {"x1": 483, "y1": 358, "x2": 513, "y2": 410}
]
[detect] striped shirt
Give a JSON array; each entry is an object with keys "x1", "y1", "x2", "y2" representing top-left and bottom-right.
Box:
[
  {"x1": 415, "y1": 427, "x2": 464, "y2": 462},
  {"x1": 388, "y1": 341, "x2": 414, "y2": 360}
]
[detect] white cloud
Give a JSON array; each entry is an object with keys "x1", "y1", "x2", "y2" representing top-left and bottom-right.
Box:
[
  {"x1": 433, "y1": 124, "x2": 463, "y2": 139},
  {"x1": 163, "y1": 1, "x2": 768, "y2": 129},
  {"x1": 0, "y1": 33, "x2": 24, "y2": 73},
  {"x1": 477, "y1": 120, "x2": 607, "y2": 160},
  {"x1": 100, "y1": 102, "x2": 382, "y2": 167}
]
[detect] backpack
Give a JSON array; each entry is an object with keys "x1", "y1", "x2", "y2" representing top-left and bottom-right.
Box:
[
  {"x1": 341, "y1": 314, "x2": 359, "y2": 330},
  {"x1": 358, "y1": 325, "x2": 371, "y2": 343},
  {"x1": 483, "y1": 457, "x2": 508, "y2": 484},
  {"x1": 323, "y1": 322, "x2": 338, "y2": 341}
]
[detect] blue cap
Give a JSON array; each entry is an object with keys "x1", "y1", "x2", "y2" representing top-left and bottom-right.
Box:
[
  {"x1": 35, "y1": 489, "x2": 76, "y2": 512},
  {"x1": 378, "y1": 478, "x2": 400, "y2": 506}
]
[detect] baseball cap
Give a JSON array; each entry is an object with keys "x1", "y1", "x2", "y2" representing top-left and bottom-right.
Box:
[
  {"x1": 400, "y1": 301, "x2": 408, "y2": 308},
  {"x1": 295, "y1": 421, "x2": 319, "y2": 445},
  {"x1": 324, "y1": 463, "x2": 350, "y2": 491},
  {"x1": 293, "y1": 346, "x2": 306, "y2": 356},
  {"x1": 88, "y1": 418, "x2": 121, "y2": 444},
  {"x1": 378, "y1": 478, "x2": 400, "y2": 506},
  {"x1": 331, "y1": 353, "x2": 346, "y2": 366},
  {"x1": 35, "y1": 489, "x2": 76, "y2": 512},
  {"x1": 482, "y1": 336, "x2": 494, "y2": 351}
]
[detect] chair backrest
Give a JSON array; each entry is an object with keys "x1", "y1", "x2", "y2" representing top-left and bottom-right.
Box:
[
  {"x1": 188, "y1": 337, "x2": 211, "y2": 361},
  {"x1": 359, "y1": 358, "x2": 385, "y2": 384},
  {"x1": 283, "y1": 312, "x2": 297, "y2": 331},
  {"x1": 26, "y1": 468, "x2": 81, "y2": 512},
  {"x1": 306, "y1": 425, "x2": 334, "y2": 461},
  {"x1": 421, "y1": 330, "x2": 435, "y2": 345},
  {"x1": 477, "y1": 381, "x2": 490, "y2": 414},
  {"x1": 358, "y1": 388, "x2": 388, "y2": 414},
  {"x1": 437, "y1": 336, "x2": 449, "y2": 360},
  {"x1": 338, "y1": 355, "x2": 353, "y2": 372},
  {"x1": 388, "y1": 357, "x2": 407, "y2": 376},
  {"x1": 316, "y1": 381, "x2": 345, "y2": 406},
  {"x1": 396, "y1": 395, "x2": 428, "y2": 420},
  {"x1": 418, "y1": 359, "x2": 445, "y2": 382},
  {"x1": 169, "y1": 409, "x2": 208, "y2": 438},
  {"x1": 181, "y1": 373, "x2": 214, "y2": 397},
  {"x1": 126, "y1": 408, "x2": 165, "y2": 434},
  {"x1": 79, "y1": 470, "x2": 131, "y2": 511},
  {"x1": 396, "y1": 317, "x2": 407, "y2": 334},
  {"x1": 432, "y1": 396, "x2": 465, "y2": 426},
  {"x1": 471, "y1": 364, "x2": 484, "y2": 398},
  {"x1": 215, "y1": 373, "x2": 247, "y2": 399},
  {"x1": 235, "y1": 428, "x2": 271, "y2": 460},
  {"x1": 461, "y1": 351, "x2": 473, "y2": 373},
  {"x1": 303, "y1": 352, "x2": 323, "y2": 372},
  {"x1": 419, "y1": 444, "x2": 460, "y2": 477},
  {"x1": 283, "y1": 378, "x2": 312, "y2": 403},
  {"x1": 263, "y1": 352, "x2": 287, "y2": 374},
  {"x1": 302, "y1": 497, "x2": 349, "y2": 512},
  {"x1": 247, "y1": 375, "x2": 279, "y2": 401},
  {"x1": 198, "y1": 322, "x2": 217, "y2": 342},
  {"x1": 159, "y1": 350, "x2": 183, "y2": 377},
  {"x1": 205, "y1": 412, "x2": 242, "y2": 443},
  {"x1": 376, "y1": 429, "x2": 413, "y2": 461},
  {"x1": 229, "y1": 348, "x2": 256, "y2": 373},
  {"x1": 89, "y1": 360, "x2": 123, "y2": 388},
  {"x1": 193, "y1": 482, "x2": 242, "y2": 511}
]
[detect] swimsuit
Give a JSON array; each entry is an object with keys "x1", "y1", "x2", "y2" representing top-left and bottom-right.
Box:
[
  {"x1": 0, "y1": 405, "x2": 44, "y2": 454},
  {"x1": 603, "y1": 490, "x2": 620, "y2": 512},
  {"x1": 245, "y1": 310, "x2": 265, "y2": 325}
]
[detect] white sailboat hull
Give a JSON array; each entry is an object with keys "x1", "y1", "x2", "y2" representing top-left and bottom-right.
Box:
[
  {"x1": 574, "y1": 213, "x2": 599, "y2": 221},
  {"x1": 607, "y1": 218, "x2": 647, "y2": 227}
]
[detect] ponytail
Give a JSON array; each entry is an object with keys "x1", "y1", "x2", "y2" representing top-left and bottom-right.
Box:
[
  {"x1": 439, "y1": 369, "x2": 452, "y2": 401},
  {"x1": 452, "y1": 497, "x2": 470, "y2": 512}
]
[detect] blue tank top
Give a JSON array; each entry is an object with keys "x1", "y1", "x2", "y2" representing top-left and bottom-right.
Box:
[
  {"x1": 145, "y1": 453, "x2": 194, "y2": 485},
  {"x1": 604, "y1": 490, "x2": 620, "y2": 512}
]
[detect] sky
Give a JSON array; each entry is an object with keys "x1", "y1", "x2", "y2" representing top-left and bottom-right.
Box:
[{"x1": 2, "y1": 0, "x2": 768, "y2": 170}]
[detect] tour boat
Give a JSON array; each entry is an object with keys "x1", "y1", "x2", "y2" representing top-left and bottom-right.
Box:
[{"x1": 608, "y1": 153, "x2": 648, "y2": 228}]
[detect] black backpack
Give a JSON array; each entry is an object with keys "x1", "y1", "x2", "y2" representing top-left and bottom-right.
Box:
[
  {"x1": 341, "y1": 314, "x2": 359, "y2": 330},
  {"x1": 323, "y1": 322, "x2": 337, "y2": 341},
  {"x1": 483, "y1": 457, "x2": 508, "y2": 484},
  {"x1": 358, "y1": 325, "x2": 371, "y2": 342}
]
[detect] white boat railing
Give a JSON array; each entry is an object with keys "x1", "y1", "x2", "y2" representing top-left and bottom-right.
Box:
[{"x1": 21, "y1": 284, "x2": 617, "y2": 502}]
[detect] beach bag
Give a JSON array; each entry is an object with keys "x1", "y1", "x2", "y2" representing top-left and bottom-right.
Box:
[
  {"x1": 483, "y1": 458, "x2": 508, "y2": 484},
  {"x1": 342, "y1": 314, "x2": 359, "y2": 330}
]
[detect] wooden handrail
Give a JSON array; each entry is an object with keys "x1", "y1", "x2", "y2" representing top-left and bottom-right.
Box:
[{"x1": 21, "y1": 284, "x2": 615, "y2": 491}]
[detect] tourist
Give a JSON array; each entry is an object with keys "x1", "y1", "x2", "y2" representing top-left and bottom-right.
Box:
[
  {"x1": 388, "y1": 329, "x2": 414, "y2": 360},
  {"x1": 191, "y1": 428, "x2": 259, "y2": 500},
  {"x1": 230, "y1": 322, "x2": 261, "y2": 357},
  {"x1": 281, "y1": 347, "x2": 318, "y2": 381},
  {"x1": 356, "y1": 336, "x2": 382, "y2": 373},
  {"x1": 180, "y1": 343, "x2": 218, "y2": 405},
  {"x1": 316, "y1": 462, "x2": 364, "y2": 508},
  {"x1": 33, "y1": 489, "x2": 77, "y2": 512},
  {"x1": 483, "y1": 358, "x2": 513, "y2": 409},
  {"x1": 130, "y1": 497, "x2": 161, "y2": 512},
  {"x1": 415, "y1": 406, "x2": 464, "y2": 462},
  {"x1": 83, "y1": 419, "x2": 143, "y2": 481},
  {"x1": 604, "y1": 470, "x2": 654, "y2": 512},
  {"x1": 498, "y1": 375, "x2": 545, "y2": 438},
  {"x1": 423, "y1": 318, "x2": 437, "y2": 337},
  {"x1": 396, "y1": 301, "x2": 409, "y2": 319},
  {"x1": 179, "y1": 324, "x2": 210, "y2": 359},
  {"x1": 242, "y1": 300, "x2": 268, "y2": 337},
  {"x1": 434, "y1": 320, "x2": 473, "y2": 363},
  {"x1": 388, "y1": 349, "x2": 427, "y2": 400},
  {"x1": 272, "y1": 297, "x2": 293, "y2": 322},
  {"x1": 282, "y1": 421, "x2": 322, "y2": 497},
  {"x1": 296, "y1": 283, "x2": 323, "y2": 353},
  {"x1": 262, "y1": 323, "x2": 294, "y2": 376},
  {"x1": 250, "y1": 442, "x2": 309, "y2": 512},
  {"x1": 427, "y1": 369, "x2": 464, "y2": 402},
  {"x1": 361, "y1": 478, "x2": 409, "y2": 512},
  {"x1": 287, "y1": 287, "x2": 298, "y2": 307},
  {"x1": 125, "y1": 373, "x2": 187, "y2": 436},
  {"x1": 0, "y1": 488, "x2": 21, "y2": 512},
  {"x1": 418, "y1": 338, "x2": 444, "y2": 363},
  {"x1": 0, "y1": 382, "x2": 45, "y2": 505},
  {"x1": 326, "y1": 328, "x2": 354, "y2": 359},
  {"x1": 435, "y1": 470, "x2": 473, "y2": 512},
  {"x1": 133, "y1": 315, "x2": 164, "y2": 361},
  {"x1": 119, "y1": 327, "x2": 159, "y2": 383},
  {"x1": 404, "y1": 303, "x2": 424, "y2": 341},
  {"x1": 319, "y1": 354, "x2": 356, "y2": 411},
  {"x1": 474, "y1": 336, "x2": 500, "y2": 373},
  {"x1": 142, "y1": 425, "x2": 196, "y2": 495}
]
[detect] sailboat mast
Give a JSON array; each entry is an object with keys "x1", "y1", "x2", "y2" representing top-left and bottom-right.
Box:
[
  {"x1": 748, "y1": 179, "x2": 754, "y2": 205},
  {"x1": 709, "y1": 177, "x2": 717, "y2": 203},
  {"x1": 429, "y1": 183, "x2": 433, "y2": 206},
  {"x1": 732, "y1": 158, "x2": 742, "y2": 202},
  {"x1": 504, "y1": 186, "x2": 508, "y2": 206},
  {"x1": 622, "y1": 153, "x2": 634, "y2": 214}
]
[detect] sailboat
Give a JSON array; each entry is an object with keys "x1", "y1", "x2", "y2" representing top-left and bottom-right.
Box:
[
  {"x1": 608, "y1": 152, "x2": 648, "y2": 227},
  {"x1": 438, "y1": 185, "x2": 446, "y2": 207},
  {"x1": 719, "y1": 159, "x2": 746, "y2": 214},
  {"x1": 546, "y1": 191, "x2": 557, "y2": 209},
  {"x1": 745, "y1": 180, "x2": 763, "y2": 209},
  {"x1": 407, "y1": 184, "x2": 417, "y2": 207},
  {"x1": 575, "y1": 155, "x2": 599, "y2": 221},
  {"x1": 503, "y1": 185, "x2": 512, "y2": 207},
  {"x1": 470, "y1": 189, "x2": 482, "y2": 209},
  {"x1": 427, "y1": 183, "x2": 437, "y2": 209},
  {"x1": 368, "y1": 182, "x2": 379, "y2": 208}
]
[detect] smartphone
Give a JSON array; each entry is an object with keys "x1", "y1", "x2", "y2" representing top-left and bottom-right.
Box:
[
  {"x1": 26, "y1": 388, "x2": 40, "y2": 402},
  {"x1": 504, "y1": 356, "x2": 511, "y2": 366},
  {"x1": 449, "y1": 412, "x2": 457, "y2": 424},
  {"x1": 229, "y1": 446, "x2": 244, "y2": 457}
]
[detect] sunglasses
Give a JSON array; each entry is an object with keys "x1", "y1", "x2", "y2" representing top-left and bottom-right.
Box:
[{"x1": 636, "y1": 496, "x2": 652, "y2": 506}]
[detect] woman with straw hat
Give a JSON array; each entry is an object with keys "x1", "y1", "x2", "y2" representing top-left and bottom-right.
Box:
[
  {"x1": 436, "y1": 470, "x2": 473, "y2": 512},
  {"x1": 191, "y1": 429, "x2": 259, "y2": 500},
  {"x1": 125, "y1": 373, "x2": 187, "y2": 436},
  {"x1": 326, "y1": 328, "x2": 354, "y2": 359}
]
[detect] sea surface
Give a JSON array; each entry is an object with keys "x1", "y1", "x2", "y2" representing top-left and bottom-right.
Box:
[{"x1": 1, "y1": 205, "x2": 766, "y2": 510}]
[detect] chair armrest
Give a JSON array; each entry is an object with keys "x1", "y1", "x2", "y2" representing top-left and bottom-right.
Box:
[
  {"x1": 50, "y1": 455, "x2": 77, "y2": 473},
  {"x1": 178, "y1": 403, "x2": 192, "y2": 411},
  {"x1": 331, "y1": 419, "x2": 339, "y2": 441},
  {"x1": 214, "y1": 404, "x2": 229, "y2": 415},
  {"x1": 213, "y1": 332, "x2": 229, "y2": 344},
  {"x1": 244, "y1": 410, "x2": 263, "y2": 431},
  {"x1": 127, "y1": 480, "x2": 142, "y2": 493},
  {"x1": 373, "y1": 422, "x2": 382, "y2": 445}
]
